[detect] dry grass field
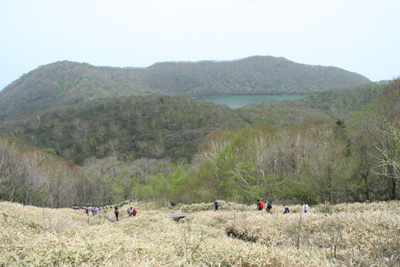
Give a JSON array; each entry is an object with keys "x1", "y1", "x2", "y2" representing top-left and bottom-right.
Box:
[{"x1": 0, "y1": 200, "x2": 399, "y2": 266}]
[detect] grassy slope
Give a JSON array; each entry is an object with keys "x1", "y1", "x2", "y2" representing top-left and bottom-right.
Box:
[{"x1": 1, "y1": 201, "x2": 399, "y2": 266}]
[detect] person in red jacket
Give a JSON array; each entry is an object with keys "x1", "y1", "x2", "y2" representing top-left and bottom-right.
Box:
[
  {"x1": 213, "y1": 199, "x2": 220, "y2": 210},
  {"x1": 257, "y1": 199, "x2": 264, "y2": 211},
  {"x1": 114, "y1": 205, "x2": 119, "y2": 221}
]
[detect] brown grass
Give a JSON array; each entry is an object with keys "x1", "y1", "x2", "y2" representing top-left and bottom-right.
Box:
[{"x1": 0, "y1": 201, "x2": 399, "y2": 266}]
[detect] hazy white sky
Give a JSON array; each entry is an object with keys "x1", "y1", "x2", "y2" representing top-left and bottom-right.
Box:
[{"x1": 1, "y1": 0, "x2": 399, "y2": 89}]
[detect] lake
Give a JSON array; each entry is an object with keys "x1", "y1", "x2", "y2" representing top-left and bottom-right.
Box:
[{"x1": 195, "y1": 95, "x2": 304, "y2": 108}]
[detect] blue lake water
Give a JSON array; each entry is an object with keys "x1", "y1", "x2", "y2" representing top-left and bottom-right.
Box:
[{"x1": 195, "y1": 95, "x2": 304, "y2": 108}]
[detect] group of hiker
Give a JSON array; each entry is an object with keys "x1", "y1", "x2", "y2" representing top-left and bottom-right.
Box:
[
  {"x1": 73, "y1": 198, "x2": 308, "y2": 221},
  {"x1": 114, "y1": 205, "x2": 137, "y2": 221},
  {"x1": 256, "y1": 199, "x2": 273, "y2": 212},
  {"x1": 72, "y1": 199, "x2": 138, "y2": 222},
  {"x1": 72, "y1": 204, "x2": 112, "y2": 215},
  {"x1": 72, "y1": 205, "x2": 100, "y2": 215},
  {"x1": 214, "y1": 199, "x2": 309, "y2": 214}
]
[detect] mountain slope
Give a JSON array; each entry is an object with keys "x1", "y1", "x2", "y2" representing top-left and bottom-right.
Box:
[
  {"x1": 1, "y1": 95, "x2": 246, "y2": 164},
  {"x1": 236, "y1": 82, "x2": 383, "y2": 128},
  {"x1": 0, "y1": 56, "x2": 370, "y2": 122},
  {"x1": 145, "y1": 56, "x2": 370, "y2": 96},
  {"x1": 1, "y1": 82, "x2": 382, "y2": 165}
]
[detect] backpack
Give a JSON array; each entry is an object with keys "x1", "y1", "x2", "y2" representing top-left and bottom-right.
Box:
[
  {"x1": 285, "y1": 207, "x2": 290, "y2": 213},
  {"x1": 267, "y1": 202, "x2": 272, "y2": 209},
  {"x1": 304, "y1": 204, "x2": 309, "y2": 213},
  {"x1": 216, "y1": 201, "x2": 220, "y2": 206}
]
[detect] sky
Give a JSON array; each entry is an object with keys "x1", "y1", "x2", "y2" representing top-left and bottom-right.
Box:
[{"x1": 1, "y1": 0, "x2": 399, "y2": 90}]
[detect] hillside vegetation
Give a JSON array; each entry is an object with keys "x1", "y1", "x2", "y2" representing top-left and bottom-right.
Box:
[
  {"x1": 237, "y1": 82, "x2": 383, "y2": 128},
  {"x1": 0, "y1": 82, "x2": 382, "y2": 165},
  {"x1": 0, "y1": 201, "x2": 399, "y2": 266},
  {"x1": 0, "y1": 56, "x2": 370, "y2": 122},
  {"x1": 1, "y1": 95, "x2": 246, "y2": 164},
  {"x1": 0, "y1": 79, "x2": 399, "y2": 208}
]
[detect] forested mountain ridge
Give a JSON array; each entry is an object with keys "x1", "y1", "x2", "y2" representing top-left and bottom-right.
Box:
[
  {"x1": 0, "y1": 62, "x2": 147, "y2": 122},
  {"x1": 0, "y1": 82, "x2": 382, "y2": 165},
  {"x1": 0, "y1": 95, "x2": 246, "y2": 164},
  {"x1": 146, "y1": 56, "x2": 370, "y2": 96},
  {"x1": 0, "y1": 56, "x2": 370, "y2": 122}
]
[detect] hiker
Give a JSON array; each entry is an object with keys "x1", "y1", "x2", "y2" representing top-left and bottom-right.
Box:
[
  {"x1": 301, "y1": 202, "x2": 309, "y2": 213},
  {"x1": 213, "y1": 199, "x2": 220, "y2": 210},
  {"x1": 257, "y1": 199, "x2": 264, "y2": 211},
  {"x1": 283, "y1": 204, "x2": 290, "y2": 214},
  {"x1": 128, "y1": 207, "x2": 135, "y2": 216},
  {"x1": 115, "y1": 205, "x2": 119, "y2": 221},
  {"x1": 128, "y1": 207, "x2": 137, "y2": 216},
  {"x1": 85, "y1": 206, "x2": 89, "y2": 216},
  {"x1": 266, "y1": 201, "x2": 272, "y2": 213}
]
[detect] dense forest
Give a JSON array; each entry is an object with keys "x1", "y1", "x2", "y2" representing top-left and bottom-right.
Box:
[
  {"x1": 1, "y1": 95, "x2": 246, "y2": 164},
  {"x1": 0, "y1": 56, "x2": 370, "y2": 122},
  {"x1": 0, "y1": 77, "x2": 399, "y2": 208},
  {"x1": 237, "y1": 82, "x2": 384, "y2": 128}
]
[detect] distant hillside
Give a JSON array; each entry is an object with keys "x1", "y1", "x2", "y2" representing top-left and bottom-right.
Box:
[
  {"x1": 1, "y1": 83, "x2": 382, "y2": 165},
  {"x1": 236, "y1": 82, "x2": 383, "y2": 128},
  {"x1": 145, "y1": 56, "x2": 370, "y2": 96},
  {"x1": 0, "y1": 95, "x2": 246, "y2": 164},
  {"x1": 0, "y1": 56, "x2": 370, "y2": 122}
]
